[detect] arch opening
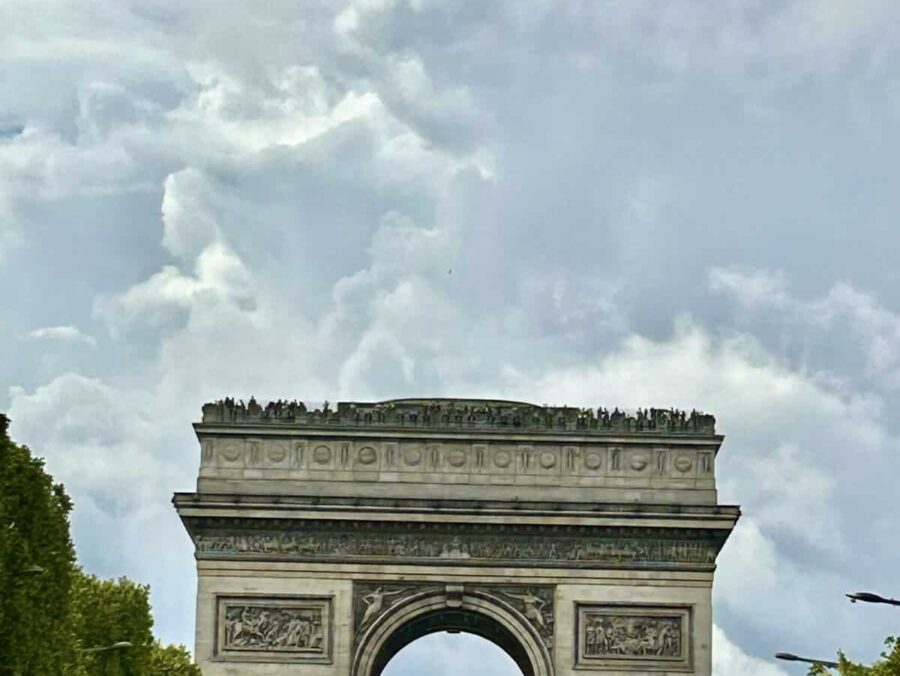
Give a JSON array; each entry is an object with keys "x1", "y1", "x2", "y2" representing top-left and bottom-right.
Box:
[
  {"x1": 352, "y1": 588, "x2": 553, "y2": 676},
  {"x1": 372, "y1": 608, "x2": 532, "y2": 676},
  {"x1": 382, "y1": 630, "x2": 524, "y2": 676}
]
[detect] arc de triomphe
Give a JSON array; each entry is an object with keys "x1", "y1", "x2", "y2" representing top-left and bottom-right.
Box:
[{"x1": 174, "y1": 398, "x2": 739, "y2": 675}]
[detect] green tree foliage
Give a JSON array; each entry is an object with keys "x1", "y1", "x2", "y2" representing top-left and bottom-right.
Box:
[
  {"x1": 68, "y1": 572, "x2": 201, "y2": 676},
  {"x1": 0, "y1": 413, "x2": 81, "y2": 675},
  {"x1": 148, "y1": 641, "x2": 202, "y2": 676},
  {"x1": 70, "y1": 573, "x2": 155, "y2": 676},
  {"x1": 0, "y1": 414, "x2": 200, "y2": 675},
  {"x1": 808, "y1": 638, "x2": 900, "y2": 676}
]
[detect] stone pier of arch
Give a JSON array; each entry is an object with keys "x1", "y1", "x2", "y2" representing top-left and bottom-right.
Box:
[{"x1": 174, "y1": 398, "x2": 739, "y2": 675}]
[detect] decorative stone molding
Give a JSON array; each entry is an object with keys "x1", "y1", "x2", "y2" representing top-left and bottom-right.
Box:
[
  {"x1": 190, "y1": 520, "x2": 726, "y2": 570},
  {"x1": 201, "y1": 398, "x2": 716, "y2": 435},
  {"x1": 575, "y1": 603, "x2": 692, "y2": 671},
  {"x1": 215, "y1": 595, "x2": 332, "y2": 663},
  {"x1": 351, "y1": 582, "x2": 555, "y2": 652},
  {"x1": 200, "y1": 437, "x2": 715, "y2": 482}
]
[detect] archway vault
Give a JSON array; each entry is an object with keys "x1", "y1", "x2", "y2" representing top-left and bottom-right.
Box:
[
  {"x1": 176, "y1": 397, "x2": 740, "y2": 675},
  {"x1": 353, "y1": 585, "x2": 553, "y2": 676}
]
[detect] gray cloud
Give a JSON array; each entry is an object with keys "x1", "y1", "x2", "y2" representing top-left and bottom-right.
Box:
[{"x1": 3, "y1": 0, "x2": 899, "y2": 672}]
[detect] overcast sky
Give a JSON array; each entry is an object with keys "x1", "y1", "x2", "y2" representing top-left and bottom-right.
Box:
[{"x1": 3, "y1": 1, "x2": 900, "y2": 674}]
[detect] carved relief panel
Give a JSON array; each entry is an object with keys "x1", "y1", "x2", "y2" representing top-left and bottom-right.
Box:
[
  {"x1": 216, "y1": 596, "x2": 332, "y2": 663},
  {"x1": 193, "y1": 523, "x2": 722, "y2": 570},
  {"x1": 575, "y1": 604, "x2": 691, "y2": 671}
]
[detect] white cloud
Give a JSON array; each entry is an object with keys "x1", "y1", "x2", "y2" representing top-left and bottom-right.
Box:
[
  {"x1": 0, "y1": 127, "x2": 151, "y2": 199},
  {"x1": 0, "y1": 201, "x2": 22, "y2": 264},
  {"x1": 94, "y1": 241, "x2": 254, "y2": 336},
  {"x1": 710, "y1": 267, "x2": 791, "y2": 309},
  {"x1": 560, "y1": 0, "x2": 900, "y2": 83},
  {"x1": 7, "y1": 374, "x2": 180, "y2": 512},
  {"x1": 382, "y1": 632, "x2": 521, "y2": 676},
  {"x1": 711, "y1": 266, "x2": 900, "y2": 390},
  {"x1": 171, "y1": 61, "x2": 383, "y2": 156},
  {"x1": 716, "y1": 519, "x2": 782, "y2": 600},
  {"x1": 733, "y1": 443, "x2": 840, "y2": 550},
  {"x1": 498, "y1": 320, "x2": 899, "y2": 657},
  {"x1": 160, "y1": 169, "x2": 224, "y2": 261},
  {"x1": 27, "y1": 325, "x2": 97, "y2": 346},
  {"x1": 713, "y1": 625, "x2": 789, "y2": 676}
]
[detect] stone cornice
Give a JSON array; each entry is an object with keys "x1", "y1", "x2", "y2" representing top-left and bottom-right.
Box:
[
  {"x1": 193, "y1": 424, "x2": 725, "y2": 448},
  {"x1": 173, "y1": 492, "x2": 740, "y2": 525},
  {"x1": 200, "y1": 398, "x2": 717, "y2": 437},
  {"x1": 184, "y1": 516, "x2": 730, "y2": 537}
]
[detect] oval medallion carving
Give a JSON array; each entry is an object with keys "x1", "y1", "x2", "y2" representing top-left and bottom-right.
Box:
[
  {"x1": 447, "y1": 449, "x2": 467, "y2": 467},
  {"x1": 539, "y1": 451, "x2": 556, "y2": 469},
  {"x1": 313, "y1": 445, "x2": 332, "y2": 464},
  {"x1": 674, "y1": 456, "x2": 693, "y2": 472},
  {"x1": 267, "y1": 442, "x2": 288, "y2": 463},
  {"x1": 221, "y1": 443, "x2": 241, "y2": 462},
  {"x1": 630, "y1": 455, "x2": 648, "y2": 471},
  {"x1": 357, "y1": 447, "x2": 377, "y2": 465},
  {"x1": 494, "y1": 450, "x2": 512, "y2": 468},
  {"x1": 583, "y1": 451, "x2": 602, "y2": 470},
  {"x1": 404, "y1": 447, "x2": 423, "y2": 466}
]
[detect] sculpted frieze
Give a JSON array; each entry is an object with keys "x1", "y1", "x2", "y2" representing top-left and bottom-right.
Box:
[{"x1": 192, "y1": 521, "x2": 722, "y2": 569}]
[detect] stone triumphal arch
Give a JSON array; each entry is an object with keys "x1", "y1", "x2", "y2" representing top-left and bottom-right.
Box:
[{"x1": 174, "y1": 398, "x2": 739, "y2": 675}]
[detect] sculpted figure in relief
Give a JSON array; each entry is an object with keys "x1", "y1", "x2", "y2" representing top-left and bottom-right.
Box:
[
  {"x1": 492, "y1": 587, "x2": 555, "y2": 649},
  {"x1": 583, "y1": 614, "x2": 680, "y2": 658},
  {"x1": 503, "y1": 590, "x2": 549, "y2": 629},
  {"x1": 360, "y1": 587, "x2": 406, "y2": 627},
  {"x1": 194, "y1": 529, "x2": 719, "y2": 568},
  {"x1": 223, "y1": 605, "x2": 323, "y2": 652}
]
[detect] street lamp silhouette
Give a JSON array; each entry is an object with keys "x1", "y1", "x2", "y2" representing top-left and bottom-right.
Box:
[
  {"x1": 846, "y1": 592, "x2": 900, "y2": 607},
  {"x1": 775, "y1": 652, "x2": 839, "y2": 669},
  {"x1": 12, "y1": 564, "x2": 45, "y2": 577},
  {"x1": 81, "y1": 641, "x2": 132, "y2": 654},
  {"x1": 773, "y1": 590, "x2": 898, "y2": 670}
]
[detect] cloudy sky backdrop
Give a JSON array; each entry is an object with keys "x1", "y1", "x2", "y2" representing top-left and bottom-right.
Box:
[{"x1": 3, "y1": 1, "x2": 900, "y2": 674}]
